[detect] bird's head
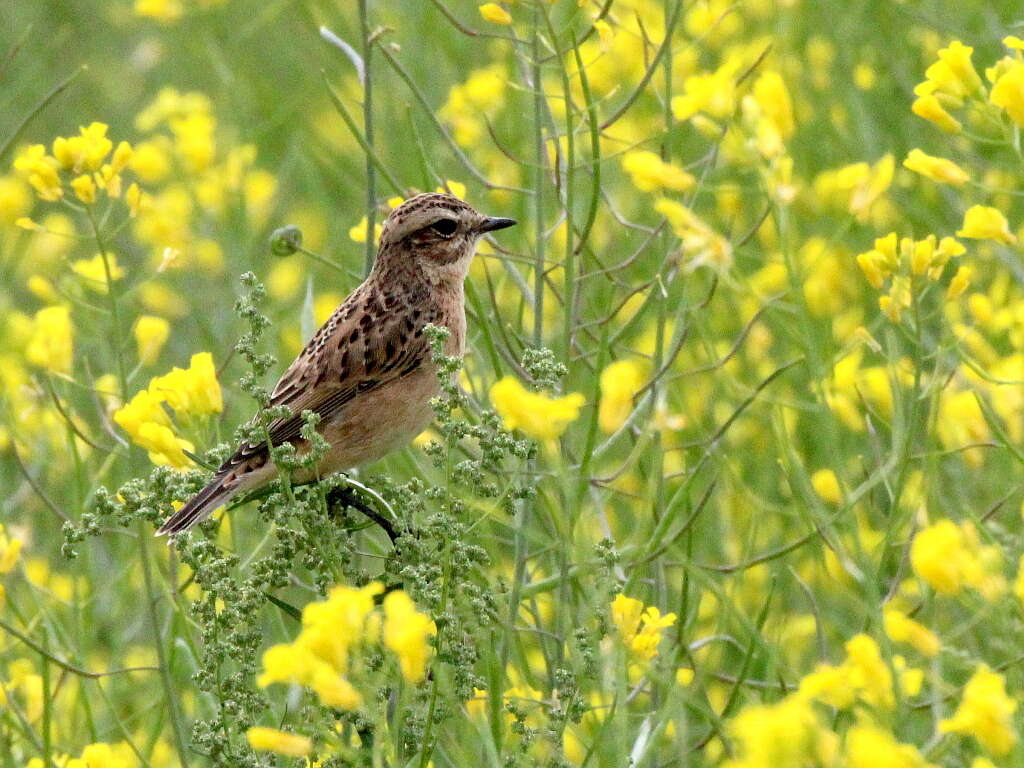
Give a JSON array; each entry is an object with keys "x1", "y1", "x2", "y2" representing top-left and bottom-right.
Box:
[{"x1": 376, "y1": 192, "x2": 516, "y2": 281}]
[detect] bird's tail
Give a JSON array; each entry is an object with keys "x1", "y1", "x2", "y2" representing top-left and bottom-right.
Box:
[{"x1": 156, "y1": 473, "x2": 234, "y2": 536}]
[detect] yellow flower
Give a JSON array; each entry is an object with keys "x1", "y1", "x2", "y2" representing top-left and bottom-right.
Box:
[
  {"x1": 844, "y1": 724, "x2": 934, "y2": 768},
  {"x1": 490, "y1": 377, "x2": 584, "y2": 441},
  {"x1": 348, "y1": 215, "x2": 382, "y2": 244},
  {"x1": 947, "y1": 265, "x2": 972, "y2": 298},
  {"x1": 478, "y1": 3, "x2": 512, "y2": 24},
  {"x1": 246, "y1": 727, "x2": 312, "y2": 758},
  {"x1": 0, "y1": 175, "x2": 31, "y2": 224},
  {"x1": 436, "y1": 180, "x2": 467, "y2": 199},
  {"x1": 72, "y1": 253, "x2": 125, "y2": 292},
  {"x1": 149, "y1": 352, "x2": 223, "y2": 417},
  {"x1": 70, "y1": 174, "x2": 97, "y2": 203},
  {"x1": 13, "y1": 144, "x2": 62, "y2": 201},
  {"x1": 0, "y1": 525, "x2": 24, "y2": 574},
  {"x1": 912, "y1": 95, "x2": 962, "y2": 133},
  {"x1": 112, "y1": 387, "x2": 196, "y2": 468},
  {"x1": 598, "y1": 359, "x2": 647, "y2": 433},
  {"x1": 957, "y1": 205, "x2": 1017, "y2": 244},
  {"x1": 52, "y1": 122, "x2": 113, "y2": 173},
  {"x1": 134, "y1": 315, "x2": 171, "y2": 365},
  {"x1": 722, "y1": 694, "x2": 836, "y2": 768},
  {"x1": 843, "y1": 634, "x2": 895, "y2": 709},
  {"x1": 383, "y1": 591, "x2": 436, "y2": 683},
  {"x1": 654, "y1": 198, "x2": 732, "y2": 271},
  {"x1": 25, "y1": 305, "x2": 73, "y2": 374},
  {"x1": 910, "y1": 519, "x2": 1004, "y2": 598},
  {"x1": 939, "y1": 665, "x2": 1017, "y2": 756},
  {"x1": 610, "y1": 593, "x2": 676, "y2": 663},
  {"x1": 136, "y1": 421, "x2": 195, "y2": 468},
  {"x1": 990, "y1": 60, "x2": 1024, "y2": 126},
  {"x1": 797, "y1": 634, "x2": 909, "y2": 711},
  {"x1": 621, "y1": 151, "x2": 695, "y2": 193},
  {"x1": 810, "y1": 469, "x2": 842, "y2": 504},
  {"x1": 902, "y1": 149, "x2": 968, "y2": 185},
  {"x1": 882, "y1": 607, "x2": 940, "y2": 657}
]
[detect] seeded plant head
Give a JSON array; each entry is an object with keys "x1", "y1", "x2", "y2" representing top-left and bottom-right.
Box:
[{"x1": 375, "y1": 192, "x2": 516, "y2": 279}]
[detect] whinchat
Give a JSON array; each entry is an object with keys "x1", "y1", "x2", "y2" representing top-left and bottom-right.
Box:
[{"x1": 157, "y1": 193, "x2": 516, "y2": 534}]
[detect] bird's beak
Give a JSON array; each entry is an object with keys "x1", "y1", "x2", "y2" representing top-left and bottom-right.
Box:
[{"x1": 478, "y1": 216, "x2": 517, "y2": 233}]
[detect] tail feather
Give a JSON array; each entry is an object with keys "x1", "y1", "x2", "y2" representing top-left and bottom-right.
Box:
[{"x1": 157, "y1": 474, "x2": 234, "y2": 536}]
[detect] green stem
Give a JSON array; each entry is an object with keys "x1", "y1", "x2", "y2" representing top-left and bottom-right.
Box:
[
  {"x1": 358, "y1": 0, "x2": 376, "y2": 276},
  {"x1": 137, "y1": 523, "x2": 191, "y2": 768}
]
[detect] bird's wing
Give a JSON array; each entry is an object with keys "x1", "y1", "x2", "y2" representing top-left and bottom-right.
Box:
[{"x1": 222, "y1": 281, "x2": 437, "y2": 471}]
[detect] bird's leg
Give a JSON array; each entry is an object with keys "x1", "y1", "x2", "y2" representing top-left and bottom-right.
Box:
[{"x1": 324, "y1": 483, "x2": 398, "y2": 544}]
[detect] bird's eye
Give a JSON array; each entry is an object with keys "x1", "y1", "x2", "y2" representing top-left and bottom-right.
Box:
[{"x1": 430, "y1": 218, "x2": 458, "y2": 237}]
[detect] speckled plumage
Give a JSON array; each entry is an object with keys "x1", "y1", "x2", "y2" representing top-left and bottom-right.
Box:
[{"x1": 157, "y1": 193, "x2": 515, "y2": 535}]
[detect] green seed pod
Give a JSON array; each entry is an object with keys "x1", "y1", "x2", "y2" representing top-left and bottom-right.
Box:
[{"x1": 269, "y1": 225, "x2": 303, "y2": 256}]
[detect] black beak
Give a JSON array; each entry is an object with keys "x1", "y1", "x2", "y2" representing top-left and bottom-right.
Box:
[{"x1": 478, "y1": 216, "x2": 517, "y2": 233}]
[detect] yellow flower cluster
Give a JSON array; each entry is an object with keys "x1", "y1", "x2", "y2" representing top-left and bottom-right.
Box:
[
  {"x1": 722, "y1": 694, "x2": 838, "y2": 768},
  {"x1": 489, "y1": 376, "x2": 584, "y2": 441},
  {"x1": 127, "y1": 88, "x2": 275, "y2": 270},
  {"x1": 939, "y1": 664, "x2": 1017, "y2": 755},
  {"x1": 257, "y1": 582, "x2": 434, "y2": 715},
  {"x1": 856, "y1": 232, "x2": 965, "y2": 322},
  {"x1": 910, "y1": 519, "x2": 1005, "y2": 599},
  {"x1": 797, "y1": 633, "x2": 921, "y2": 710},
  {"x1": 13, "y1": 122, "x2": 140, "y2": 208},
  {"x1": 439, "y1": 64, "x2": 508, "y2": 148},
  {"x1": 812, "y1": 154, "x2": 894, "y2": 224},
  {"x1": 113, "y1": 352, "x2": 222, "y2": 468},
  {"x1": 724, "y1": 632, "x2": 937, "y2": 768},
  {"x1": 913, "y1": 37, "x2": 1024, "y2": 137},
  {"x1": 610, "y1": 593, "x2": 676, "y2": 663}
]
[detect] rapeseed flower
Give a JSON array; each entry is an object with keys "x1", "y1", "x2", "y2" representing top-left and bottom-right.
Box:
[
  {"x1": 810, "y1": 469, "x2": 842, "y2": 505},
  {"x1": 939, "y1": 665, "x2": 1017, "y2": 755},
  {"x1": 478, "y1": 3, "x2": 511, "y2": 25},
  {"x1": 610, "y1": 593, "x2": 676, "y2": 663},
  {"x1": 71, "y1": 253, "x2": 125, "y2": 292},
  {"x1": 844, "y1": 723, "x2": 935, "y2": 768},
  {"x1": 148, "y1": 352, "x2": 223, "y2": 417},
  {"x1": 797, "y1": 634, "x2": 917, "y2": 711},
  {"x1": 882, "y1": 607, "x2": 940, "y2": 657},
  {"x1": 598, "y1": 359, "x2": 647, "y2": 433},
  {"x1": 989, "y1": 60, "x2": 1024, "y2": 126},
  {"x1": 957, "y1": 205, "x2": 1016, "y2": 244},
  {"x1": 382, "y1": 590, "x2": 436, "y2": 683},
  {"x1": 246, "y1": 727, "x2": 312, "y2": 757},
  {"x1": 621, "y1": 151, "x2": 695, "y2": 192},
  {"x1": 134, "y1": 315, "x2": 171, "y2": 365},
  {"x1": 910, "y1": 519, "x2": 1004, "y2": 599},
  {"x1": 0, "y1": 525, "x2": 23, "y2": 573},
  {"x1": 721, "y1": 694, "x2": 837, "y2": 768},
  {"x1": 903, "y1": 149, "x2": 969, "y2": 185},
  {"x1": 25, "y1": 305, "x2": 73, "y2": 374},
  {"x1": 655, "y1": 198, "x2": 732, "y2": 271},
  {"x1": 490, "y1": 377, "x2": 584, "y2": 441},
  {"x1": 912, "y1": 95, "x2": 962, "y2": 133}
]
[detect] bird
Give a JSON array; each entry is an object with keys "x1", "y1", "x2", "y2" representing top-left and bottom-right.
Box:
[{"x1": 157, "y1": 192, "x2": 516, "y2": 535}]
